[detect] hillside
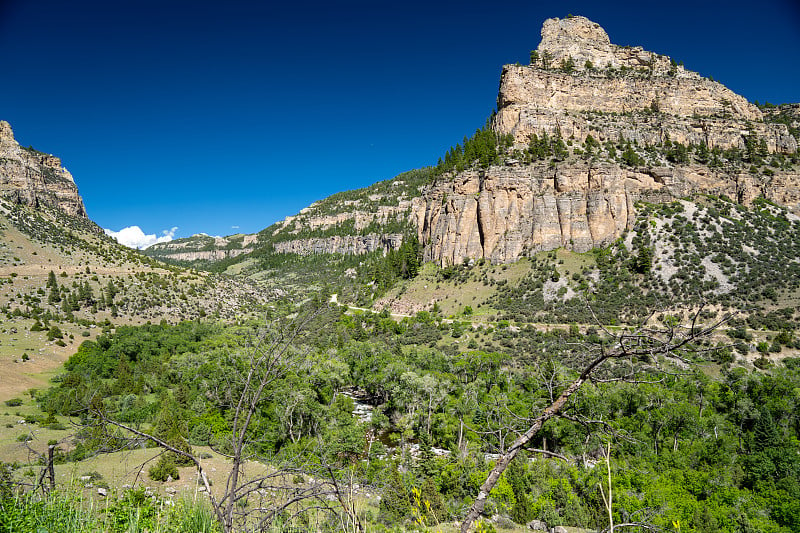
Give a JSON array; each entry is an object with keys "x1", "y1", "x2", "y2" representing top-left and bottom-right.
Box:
[
  {"x1": 144, "y1": 17, "x2": 799, "y2": 315},
  {"x1": 2, "y1": 15, "x2": 800, "y2": 533},
  {"x1": 0, "y1": 126, "x2": 273, "y2": 399}
]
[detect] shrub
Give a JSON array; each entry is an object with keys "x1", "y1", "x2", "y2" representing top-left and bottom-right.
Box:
[
  {"x1": 4, "y1": 398, "x2": 22, "y2": 407},
  {"x1": 149, "y1": 455, "x2": 179, "y2": 482},
  {"x1": 754, "y1": 357, "x2": 772, "y2": 369}
]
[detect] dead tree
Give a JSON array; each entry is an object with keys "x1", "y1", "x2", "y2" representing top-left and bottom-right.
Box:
[
  {"x1": 460, "y1": 307, "x2": 731, "y2": 532},
  {"x1": 92, "y1": 305, "x2": 364, "y2": 533}
]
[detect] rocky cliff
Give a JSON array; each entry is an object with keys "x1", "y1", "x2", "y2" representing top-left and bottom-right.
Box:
[
  {"x1": 258, "y1": 169, "x2": 428, "y2": 257},
  {"x1": 414, "y1": 16, "x2": 800, "y2": 265},
  {"x1": 146, "y1": 233, "x2": 258, "y2": 262},
  {"x1": 0, "y1": 121, "x2": 87, "y2": 217},
  {"x1": 272, "y1": 234, "x2": 404, "y2": 256},
  {"x1": 494, "y1": 16, "x2": 795, "y2": 152}
]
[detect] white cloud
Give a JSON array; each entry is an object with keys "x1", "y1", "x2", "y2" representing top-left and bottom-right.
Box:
[{"x1": 104, "y1": 226, "x2": 177, "y2": 250}]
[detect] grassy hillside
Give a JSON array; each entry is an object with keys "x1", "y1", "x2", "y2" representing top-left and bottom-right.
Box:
[{"x1": 0, "y1": 198, "x2": 273, "y2": 401}]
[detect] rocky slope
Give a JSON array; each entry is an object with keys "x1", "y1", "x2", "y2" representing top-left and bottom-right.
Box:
[
  {"x1": 0, "y1": 121, "x2": 87, "y2": 218},
  {"x1": 414, "y1": 16, "x2": 799, "y2": 265}
]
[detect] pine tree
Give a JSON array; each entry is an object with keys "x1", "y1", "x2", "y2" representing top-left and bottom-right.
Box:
[
  {"x1": 379, "y1": 466, "x2": 411, "y2": 522},
  {"x1": 152, "y1": 395, "x2": 194, "y2": 466}
]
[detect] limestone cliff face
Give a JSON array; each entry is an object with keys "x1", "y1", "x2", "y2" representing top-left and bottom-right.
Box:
[
  {"x1": 0, "y1": 121, "x2": 87, "y2": 217},
  {"x1": 414, "y1": 16, "x2": 799, "y2": 265},
  {"x1": 415, "y1": 164, "x2": 668, "y2": 264},
  {"x1": 495, "y1": 16, "x2": 795, "y2": 153},
  {"x1": 415, "y1": 163, "x2": 800, "y2": 265},
  {"x1": 264, "y1": 172, "x2": 423, "y2": 257},
  {"x1": 147, "y1": 248, "x2": 253, "y2": 262},
  {"x1": 273, "y1": 234, "x2": 404, "y2": 256},
  {"x1": 494, "y1": 66, "x2": 795, "y2": 153},
  {"x1": 146, "y1": 233, "x2": 257, "y2": 262}
]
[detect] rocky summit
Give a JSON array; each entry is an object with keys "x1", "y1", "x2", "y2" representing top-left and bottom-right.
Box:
[
  {"x1": 414, "y1": 16, "x2": 799, "y2": 265},
  {"x1": 0, "y1": 120, "x2": 87, "y2": 217}
]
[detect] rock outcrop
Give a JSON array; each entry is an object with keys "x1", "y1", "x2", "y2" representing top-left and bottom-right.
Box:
[
  {"x1": 415, "y1": 163, "x2": 800, "y2": 265},
  {"x1": 415, "y1": 164, "x2": 663, "y2": 264},
  {"x1": 413, "y1": 16, "x2": 800, "y2": 265},
  {"x1": 495, "y1": 17, "x2": 795, "y2": 153},
  {"x1": 272, "y1": 234, "x2": 404, "y2": 256},
  {"x1": 146, "y1": 233, "x2": 257, "y2": 262},
  {"x1": 264, "y1": 176, "x2": 420, "y2": 257},
  {"x1": 0, "y1": 121, "x2": 87, "y2": 217}
]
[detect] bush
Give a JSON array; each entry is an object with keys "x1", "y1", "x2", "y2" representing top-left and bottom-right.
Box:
[
  {"x1": 149, "y1": 455, "x2": 179, "y2": 482},
  {"x1": 46, "y1": 326, "x2": 63, "y2": 341},
  {"x1": 4, "y1": 398, "x2": 22, "y2": 407},
  {"x1": 754, "y1": 357, "x2": 772, "y2": 369}
]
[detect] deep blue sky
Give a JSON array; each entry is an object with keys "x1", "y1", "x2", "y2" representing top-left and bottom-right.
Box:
[{"x1": 1, "y1": 0, "x2": 798, "y2": 244}]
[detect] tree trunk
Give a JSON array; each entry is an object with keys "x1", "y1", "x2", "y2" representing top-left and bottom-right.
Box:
[
  {"x1": 47, "y1": 445, "x2": 55, "y2": 491},
  {"x1": 460, "y1": 370, "x2": 592, "y2": 532}
]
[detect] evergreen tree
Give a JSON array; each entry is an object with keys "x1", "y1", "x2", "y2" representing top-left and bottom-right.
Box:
[
  {"x1": 551, "y1": 130, "x2": 568, "y2": 161},
  {"x1": 152, "y1": 394, "x2": 193, "y2": 466},
  {"x1": 46, "y1": 270, "x2": 57, "y2": 289},
  {"x1": 379, "y1": 466, "x2": 411, "y2": 522}
]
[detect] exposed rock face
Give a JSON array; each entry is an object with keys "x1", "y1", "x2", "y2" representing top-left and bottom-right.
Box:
[
  {"x1": 268, "y1": 184, "x2": 417, "y2": 256},
  {"x1": 494, "y1": 66, "x2": 794, "y2": 153},
  {"x1": 496, "y1": 16, "x2": 795, "y2": 153},
  {"x1": 0, "y1": 121, "x2": 87, "y2": 217},
  {"x1": 415, "y1": 164, "x2": 666, "y2": 264},
  {"x1": 273, "y1": 234, "x2": 404, "y2": 255},
  {"x1": 415, "y1": 163, "x2": 800, "y2": 265},
  {"x1": 275, "y1": 202, "x2": 414, "y2": 235},
  {"x1": 146, "y1": 233, "x2": 256, "y2": 262},
  {"x1": 414, "y1": 16, "x2": 800, "y2": 265},
  {"x1": 149, "y1": 249, "x2": 252, "y2": 262}
]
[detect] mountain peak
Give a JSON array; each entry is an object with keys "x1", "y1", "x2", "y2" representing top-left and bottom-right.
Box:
[
  {"x1": 536, "y1": 15, "x2": 685, "y2": 78},
  {"x1": 0, "y1": 120, "x2": 15, "y2": 144},
  {"x1": 539, "y1": 15, "x2": 610, "y2": 48},
  {"x1": 0, "y1": 120, "x2": 87, "y2": 217}
]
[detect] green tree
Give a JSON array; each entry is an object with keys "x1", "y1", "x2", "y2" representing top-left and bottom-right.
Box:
[
  {"x1": 379, "y1": 466, "x2": 411, "y2": 522},
  {"x1": 152, "y1": 395, "x2": 193, "y2": 466}
]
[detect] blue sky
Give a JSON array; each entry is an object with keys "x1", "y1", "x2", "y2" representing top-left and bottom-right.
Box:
[{"x1": 1, "y1": 0, "x2": 798, "y2": 246}]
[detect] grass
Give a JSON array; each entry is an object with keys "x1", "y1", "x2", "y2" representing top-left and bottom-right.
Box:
[
  {"x1": 376, "y1": 259, "x2": 533, "y2": 319},
  {"x1": 0, "y1": 318, "x2": 90, "y2": 403},
  {"x1": 0, "y1": 489, "x2": 220, "y2": 532}
]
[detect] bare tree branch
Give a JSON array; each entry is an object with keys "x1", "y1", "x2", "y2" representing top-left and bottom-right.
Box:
[{"x1": 459, "y1": 308, "x2": 732, "y2": 532}]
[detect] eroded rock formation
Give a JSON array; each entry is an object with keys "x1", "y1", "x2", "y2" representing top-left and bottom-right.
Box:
[
  {"x1": 414, "y1": 16, "x2": 800, "y2": 265},
  {"x1": 0, "y1": 121, "x2": 87, "y2": 217},
  {"x1": 272, "y1": 234, "x2": 404, "y2": 256}
]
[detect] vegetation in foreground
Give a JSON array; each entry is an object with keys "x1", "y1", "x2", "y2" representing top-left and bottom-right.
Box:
[{"x1": 0, "y1": 289, "x2": 796, "y2": 532}]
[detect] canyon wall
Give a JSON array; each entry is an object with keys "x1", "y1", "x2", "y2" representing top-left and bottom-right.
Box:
[
  {"x1": 414, "y1": 16, "x2": 799, "y2": 265},
  {"x1": 0, "y1": 121, "x2": 87, "y2": 217}
]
